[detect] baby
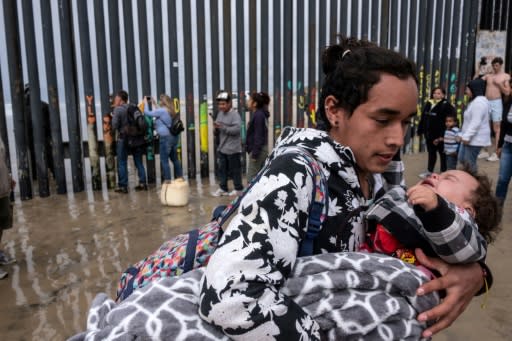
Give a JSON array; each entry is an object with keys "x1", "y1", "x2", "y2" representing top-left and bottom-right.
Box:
[{"x1": 362, "y1": 168, "x2": 501, "y2": 273}]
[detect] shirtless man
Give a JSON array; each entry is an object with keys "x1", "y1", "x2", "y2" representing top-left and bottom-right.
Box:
[{"x1": 482, "y1": 57, "x2": 510, "y2": 161}]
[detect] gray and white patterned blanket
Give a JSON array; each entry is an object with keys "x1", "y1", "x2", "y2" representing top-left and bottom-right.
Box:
[{"x1": 69, "y1": 252, "x2": 438, "y2": 341}]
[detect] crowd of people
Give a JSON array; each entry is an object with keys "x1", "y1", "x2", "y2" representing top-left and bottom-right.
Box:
[{"x1": 417, "y1": 56, "x2": 512, "y2": 207}]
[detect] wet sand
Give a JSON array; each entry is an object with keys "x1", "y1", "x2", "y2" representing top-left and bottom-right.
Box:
[{"x1": 0, "y1": 153, "x2": 510, "y2": 340}]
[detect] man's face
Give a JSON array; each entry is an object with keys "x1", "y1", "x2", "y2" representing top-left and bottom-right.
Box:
[
  {"x1": 492, "y1": 62, "x2": 502, "y2": 73},
  {"x1": 217, "y1": 100, "x2": 231, "y2": 113},
  {"x1": 328, "y1": 74, "x2": 418, "y2": 176},
  {"x1": 113, "y1": 95, "x2": 122, "y2": 107}
]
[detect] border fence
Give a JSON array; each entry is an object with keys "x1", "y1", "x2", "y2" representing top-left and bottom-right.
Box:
[{"x1": 0, "y1": 0, "x2": 506, "y2": 200}]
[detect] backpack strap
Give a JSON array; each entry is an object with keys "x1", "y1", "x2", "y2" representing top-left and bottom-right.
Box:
[
  {"x1": 183, "y1": 229, "x2": 199, "y2": 272},
  {"x1": 296, "y1": 151, "x2": 329, "y2": 257},
  {"x1": 116, "y1": 266, "x2": 140, "y2": 302}
]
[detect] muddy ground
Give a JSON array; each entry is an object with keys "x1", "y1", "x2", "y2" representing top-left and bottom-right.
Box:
[{"x1": 0, "y1": 153, "x2": 510, "y2": 340}]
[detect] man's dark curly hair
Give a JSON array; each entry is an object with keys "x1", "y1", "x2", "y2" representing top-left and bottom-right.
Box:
[
  {"x1": 317, "y1": 36, "x2": 418, "y2": 130},
  {"x1": 460, "y1": 164, "x2": 502, "y2": 244}
]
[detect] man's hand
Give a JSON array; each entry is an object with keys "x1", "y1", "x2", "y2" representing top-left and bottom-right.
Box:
[
  {"x1": 414, "y1": 249, "x2": 484, "y2": 338},
  {"x1": 214, "y1": 122, "x2": 222, "y2": 129},
  {"x1": 496, "y1": 148, "x2": 502, "y2": 158},
  {"x1": 407, "y1": 184, "x2": 438, "y2": 211}
]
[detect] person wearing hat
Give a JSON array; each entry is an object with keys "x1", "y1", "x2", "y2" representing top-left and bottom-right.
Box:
[{"x1": 212, "y1": 91, "x2": 244, "y2": 196}]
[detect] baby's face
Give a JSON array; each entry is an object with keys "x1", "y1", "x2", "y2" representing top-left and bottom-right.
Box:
[{"x1": 418, "y1": 170, "x2": 478, "y2": 213}]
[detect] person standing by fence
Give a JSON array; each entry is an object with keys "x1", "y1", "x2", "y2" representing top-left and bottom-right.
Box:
[
  {"x1": 211, "y1": 91, "x2": 243, "y2": 197},
  {"x1": 143, "y1": 95, "x2": 182, "y2": 181},
  {"x1": 0, "y1": 136, "x2": 15, "y2": 279},
  {"x1": 112, "y1": 90, "x2": 148, "y2": 193},
  {"x1": 246, "y1": 92, "x2": 270, "y2": 181},
  {"x1": 442, "y1": 113, "x2": 461, "y2": 170},
  {"x1": 495, "y1": 94, "x2": 512, "y2": 207},
  {"x1": 458, "y1": 79, "x2": 491, "y2": 173},
  {"x1": 481, "y1": 57, "x2": 511, "y2": 162},
  {"x1": 417, "y1": 87, "x2": 456, "y2": 177}
]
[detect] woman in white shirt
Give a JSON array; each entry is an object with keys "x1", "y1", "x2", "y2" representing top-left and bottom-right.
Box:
[{"x1": 458, "y1": 78, "x2": 491, "y2": 172}]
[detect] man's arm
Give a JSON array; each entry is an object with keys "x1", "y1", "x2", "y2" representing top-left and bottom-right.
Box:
[
  {"x1": 415, "y1": 250, "x2": 488, "y2": 338},
  {"x1": 111, "y1": 106, "x2": 123, "y2": 131},
  {"x1": 221, "y1": 112, "x2": 242, "y2": 136},
  {"x1": 413, "y1": 196, "x2": 487, "y2": 263},
  {"x1": 498, "y1": 74, "x2": 511, "y2": 96}
]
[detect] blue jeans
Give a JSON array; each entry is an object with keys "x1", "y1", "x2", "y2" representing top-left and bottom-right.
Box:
[
  {"x1": 458, "y1": 144, "x2": 482, "y2": 173},
  {"x1": 446, "y1": 154, "x2": 458, "y2": 170},
  {"x1": 496, "y1": 142, "x2": 512, "y2": 202},
  {"x1": 159, "y1": 135, "x2": 183, "y2": 180},
  {"x1": 116, "y1": 139, "x2": 128, "y2": 188},
  {"x1": 169, "y1": 136, "x2": 183, "y2": 178},
  {"x1": 218, "y1": 152, "x2": 243, "y2": 192},
  {"x1": 131, "y1": 146, "x2": 147, "y2": 185}
]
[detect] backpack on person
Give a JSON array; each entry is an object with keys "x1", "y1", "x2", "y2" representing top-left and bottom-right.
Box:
[
  {"x1": 115, "y1": 147, "x2": 329, "y2": 302},
  {"x1": 123, "y1": 104, "x2": 149, "y2": 148},
  {"x1": 170, "y1": 116, "x2": 184, "y2": 136}
]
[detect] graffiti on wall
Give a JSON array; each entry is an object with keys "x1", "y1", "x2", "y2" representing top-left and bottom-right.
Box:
[{"x1": 475, "y1": 30, "x2": 507, "y2": 75}]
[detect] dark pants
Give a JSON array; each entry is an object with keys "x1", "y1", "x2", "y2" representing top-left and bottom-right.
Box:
[
  {"x1": 426, "y1": 139, "x2": 446, "y2": 173},
  {"x1": 116, "y1": 139, "x2": 129, "y2": 188},
  {"x1": 218, "y1": 152, "x2": 243, "y2": 192},
  {"x1": 131, "y1": 146, "x2": 147, "y2": 185},
  {"x1": 117, "y1": 140, "x2": 147, "y2": 188}
]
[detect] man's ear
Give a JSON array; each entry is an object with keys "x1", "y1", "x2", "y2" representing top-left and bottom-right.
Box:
[{"x1": 324, "y1": 95, "x2": 346, "y2": 128}]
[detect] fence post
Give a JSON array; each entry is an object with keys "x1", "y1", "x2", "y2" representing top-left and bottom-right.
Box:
[
  {"x1": 283, "y1": 0, "x2": 293, "y2": 127},
  {"x1": 95, "y1": 0, "x2": 116, "y2": 189},
  {"x1": 21, "y1": 0, "x2": 50, "y2": 197},
  {"x1": 182, "y1": 0, "x2": 196, "y2": 178},
  {"x1": 77, "y1": 0, "x2": 102, "y2": 191},
  {"x1": 4, "y1": 1, "x2": 32, "y2": 199},
  {"x1": 41, "y1": 0, "x2": 66, "y2": 194},
  {"x1": 58, "y1": 0, "x2": 84, "y2": 193}
]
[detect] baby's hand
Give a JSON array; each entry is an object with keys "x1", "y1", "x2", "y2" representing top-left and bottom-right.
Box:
[{"x1": 407, "y1": 184, "x2": 438, "y2": 211}]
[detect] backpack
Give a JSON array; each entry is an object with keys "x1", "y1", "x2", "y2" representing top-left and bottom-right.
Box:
[
  {"x1": 123, "y1": 104, "x2": 149, "y2": 148},
  {"x1": 170, "y1": 116, "x2": 184, "y2": 136},
  {"x1": 115, "y1": 148, "x2": 329, "y2": 302}
]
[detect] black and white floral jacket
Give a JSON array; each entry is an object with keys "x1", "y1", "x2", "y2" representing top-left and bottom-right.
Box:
[{"x1": 198, "y1": 127, "x2": 482, "y2": 340}]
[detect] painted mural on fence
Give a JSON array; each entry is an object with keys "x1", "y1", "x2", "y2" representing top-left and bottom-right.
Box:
[{"x1": 475, "y1": 30, "x2": 507, "y2": 74}]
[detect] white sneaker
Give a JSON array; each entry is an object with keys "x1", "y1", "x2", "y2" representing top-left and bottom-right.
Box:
[
  {"x1": 211, "y1": 188, "x2": 229, "y2": 197},
  {"x1": 478, "y1": 151, "x2": 490, "y2": 159},
  {"x1": 228, "y1": 190, "x2": 242, "y2": 197},
  {"x1": 487, "y1": 153, "x2": 499, "y2": 162},
  {"x1": 418, "y1": 172, "x2": 432, "y2": 179}
]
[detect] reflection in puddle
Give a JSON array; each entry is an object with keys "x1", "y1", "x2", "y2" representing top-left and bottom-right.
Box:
[
  {"x1": 0, "y1": 179, "x2": 230, "y2": 339},
  {"x1": 11, "y1": 264, "x2": 27, "y2": 306},
  {"x1": 76, "y1": 240, "x2": 90, "y2": 277}
]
